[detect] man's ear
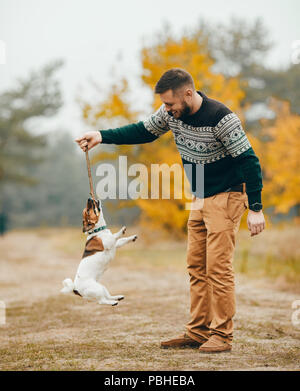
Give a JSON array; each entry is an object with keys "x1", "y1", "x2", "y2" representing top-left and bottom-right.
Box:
[{"x1": 186, "y1": 89, "x2": 193, "y2": 97}]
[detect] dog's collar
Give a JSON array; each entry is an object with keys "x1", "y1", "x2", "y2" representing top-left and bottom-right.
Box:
[{"x1": 88, "y1": 225, "x2": 107, "y2": 235}]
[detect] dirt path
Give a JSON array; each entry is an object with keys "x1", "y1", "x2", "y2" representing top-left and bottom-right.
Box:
[{"x1": 0, "y1": 229, "x2": 299, "y2": 371}]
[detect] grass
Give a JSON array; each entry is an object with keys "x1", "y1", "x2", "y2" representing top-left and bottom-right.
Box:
[
  {"x1": 30, "y1": 223, "x2": 300, "y2": 287},
  {"x1": 234, "y1": 224, "x2": 300, "y2": 289},
  {"x1": 0, "y1": 225, "x2": 299, "y2": 370}
]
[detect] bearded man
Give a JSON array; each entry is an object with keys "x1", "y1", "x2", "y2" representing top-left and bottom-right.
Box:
[{"x1": 76, "y1": 68, "x2": 265, "y2": 353}]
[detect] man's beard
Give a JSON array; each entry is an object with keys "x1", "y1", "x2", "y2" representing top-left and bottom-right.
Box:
[
  {"x1": 167, "y1": 101, "x2": 192, "y2": 118},
  {"x1": 179, "y1": 101, "x2": 192, "y2": 118}
]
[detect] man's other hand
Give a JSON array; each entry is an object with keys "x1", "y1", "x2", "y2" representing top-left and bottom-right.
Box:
[
  {"x1": 75, "y1": 131, "x2": 102, "y2": 151},
  {"x1": 247, "y1": 209, "x2": 266, "y2": 237}
]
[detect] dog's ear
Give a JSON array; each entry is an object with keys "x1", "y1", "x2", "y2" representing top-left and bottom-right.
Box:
[
  {"x1": 87, "y1": 198, "x2": 93, "y2": 209},
  {"x1": 82, "y1": 208, "x2": 90, "y2": 233},
  {"x1": 85, "y1": 237, "x2": 104, "y2": 252}
]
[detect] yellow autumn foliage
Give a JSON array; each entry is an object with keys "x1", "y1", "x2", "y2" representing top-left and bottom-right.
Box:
[
  {"x1": 252, "y1": 99, "x2": 300, "y2": 215},
  {"x1": 141, "y1": 34, "x2": 245, "y2": 111}
]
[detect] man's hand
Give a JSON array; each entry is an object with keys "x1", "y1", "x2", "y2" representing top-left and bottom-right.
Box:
[
  {"x1": 75, "y1": 131, "x2": 102, "y2": 151},
  {"x1": 247, "y1": 209, "x2": 265, "y2": 236}
]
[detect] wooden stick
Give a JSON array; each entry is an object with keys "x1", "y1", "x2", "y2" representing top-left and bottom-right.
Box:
[{"x1": 85, "y1": 147, "x2": 96, "y2": 202}]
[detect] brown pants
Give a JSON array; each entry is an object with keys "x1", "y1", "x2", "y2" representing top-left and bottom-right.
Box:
[{"x1": 186, "y1": 187, "x2": 248, "y2": 343}]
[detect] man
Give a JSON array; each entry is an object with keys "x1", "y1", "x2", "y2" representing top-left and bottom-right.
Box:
[{"x1": 76, "y1": 68, "x2": 265, "y2": 353}]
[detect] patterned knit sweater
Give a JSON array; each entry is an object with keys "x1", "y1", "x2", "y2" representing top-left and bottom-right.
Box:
[{"x1": 99, "y1": 91, "x2": 263, "y2": 210}]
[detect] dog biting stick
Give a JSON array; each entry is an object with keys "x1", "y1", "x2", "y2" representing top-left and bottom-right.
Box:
[{"x1": 60, "y1": 146, "x2": 138, "y2": 305}]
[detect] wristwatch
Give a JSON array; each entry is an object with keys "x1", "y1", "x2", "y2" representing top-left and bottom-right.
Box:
[{"x1": 249, "y1": 202, "x2": 263, "y2": 212}]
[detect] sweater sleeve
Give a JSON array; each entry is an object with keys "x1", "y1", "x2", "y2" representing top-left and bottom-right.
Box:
[
  {"x1": 100, "y1": 121, "x2": 158, "y2": 145},
  {"x1": 213, "y1": 109, "x2": 263, "y2": 208},
  {"x1": 100, "y1": 104, "x2": 170, "y2": 145},
  {"x1": 234, "y1": 148, "x2": 263, "y2": 207}
]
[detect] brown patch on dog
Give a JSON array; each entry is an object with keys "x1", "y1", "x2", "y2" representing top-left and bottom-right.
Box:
[
  {"x1": 82, "y1": 208, "x2": 94, "y2": 233},
  {"x1": 82, "y1": 236, "x2": 104, "y2": 258}
]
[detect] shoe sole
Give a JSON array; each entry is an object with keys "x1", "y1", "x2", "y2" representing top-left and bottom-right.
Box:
[
  {"x1": 160, "y1": 345, "x2": 201, "y2": 349},
  {"x1": 160, "y1": 341, "x2": 203, "y2": 349},
  {"x1": 199, "y1": 348, "x2": 232, "y2": 353}
]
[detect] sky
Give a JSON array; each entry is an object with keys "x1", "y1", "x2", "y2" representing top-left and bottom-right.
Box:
[{"x1": 0, "y1": 0, "x2": 299, "y2": 136}]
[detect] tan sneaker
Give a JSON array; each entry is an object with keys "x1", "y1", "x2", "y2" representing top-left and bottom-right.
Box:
[
  {"x1": 160, "y1": 333, "x2": 206, "y2": 349},
  {"x1": 199, "y1": 334, "x2": 232, "y2": 353}
]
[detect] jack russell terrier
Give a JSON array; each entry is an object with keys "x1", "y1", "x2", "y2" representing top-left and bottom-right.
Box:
[{"x1": 61, "y1": 198, "x2": 138, "y2": 305}]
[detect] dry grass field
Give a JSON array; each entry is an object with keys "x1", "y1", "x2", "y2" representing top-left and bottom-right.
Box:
[{"x1": 0, "y1": 226, "x2": 299, "y2": 371}]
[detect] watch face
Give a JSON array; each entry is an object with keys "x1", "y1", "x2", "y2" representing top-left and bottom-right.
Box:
[{"x1": 251, "y1": 203, "x2": 262, "y2": 211}]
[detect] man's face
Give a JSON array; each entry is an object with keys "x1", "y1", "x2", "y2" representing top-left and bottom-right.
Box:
[{"x1": 159, "y1": 88, "x2": 192, "y2": 119}]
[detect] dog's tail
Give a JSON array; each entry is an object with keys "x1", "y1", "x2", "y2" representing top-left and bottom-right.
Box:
[{"x1": 60, "y1": 278, "x2": 75, "y2": 294}]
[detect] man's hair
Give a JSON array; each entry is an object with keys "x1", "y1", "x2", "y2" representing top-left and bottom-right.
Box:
[{"x1": 155, "y1": 68, "x2": 195, "y2": 94}]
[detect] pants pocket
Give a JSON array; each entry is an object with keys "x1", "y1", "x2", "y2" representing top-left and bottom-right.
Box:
[
  {"x1": 204, "y1": 193, "x2": 233, "y2": 232},
  {"x1": 226, "y1": 192, "x2": 247, "y2": 224}
]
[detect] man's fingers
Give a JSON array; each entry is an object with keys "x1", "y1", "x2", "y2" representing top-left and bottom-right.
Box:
[
  {"x1": 248, "y1": 210, "x2": 265, "y2": 237},
  {"x1": 251, "y1": 225, "x2": 257, "y2": 236},
  {"x1": 77, "y1": 141, "x2": 88, "y2": 151},
  {"x1": 250, "y1": 223, "x2": 265, "y2": 236},
  {"x1": 75, "y1": 136, "x2": 86, "y2": 143},
  {"x1": 76, "y1": 133, "x2": 91, "y2": 144},
  {"x1": 75, "y1": 131, "x2": 101, "y2": 151},
  {"x1": 249, "y1": 222, "x2": 257, "y2": 236}
]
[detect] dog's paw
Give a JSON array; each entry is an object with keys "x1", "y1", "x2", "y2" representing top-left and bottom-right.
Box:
[
  {"x1": 121, "y1": 226, "x2": 127, "y2": 234},
  {"x1": 112, "y1": 302, "x2": 118, "y2": 306},
  {"x1": 117, "y1": 295, "x2": 125, "y2": 301},
  {"x1": 132, "y1": 235, "x2": 138, "y2": 242}
]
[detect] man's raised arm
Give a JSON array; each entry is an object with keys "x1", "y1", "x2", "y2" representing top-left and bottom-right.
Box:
[{"x1": 76, "y1": 105, "x2": 170, "y2": 151}]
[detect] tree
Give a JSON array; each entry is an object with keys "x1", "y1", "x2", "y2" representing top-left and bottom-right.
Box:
[
  {"x1": 0, "y1": 60, "x2": 63, "y2": 185},
  {"x1": 3, "y1": 132, "x2": 88, "y2": 228},
  {"x1": 202, "y1": 16, "x2": 273, "y2": 77},
  {"x1": 0, "y1": 61, "x2": 63, "y2": 231},
  {"x1": 200, "y1": 17, "x2": 300, "y2": 115},
  {"x1": 251, "y1": 99, "x2": 300, "y2": 216},
  {"x1": 241, "y1": 64, "x2": 300, "y2": 115}
]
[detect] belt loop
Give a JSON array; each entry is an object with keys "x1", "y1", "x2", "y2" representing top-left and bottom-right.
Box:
[{"x1": 242, "y1": 183, "x2": 246, "y2": 194}]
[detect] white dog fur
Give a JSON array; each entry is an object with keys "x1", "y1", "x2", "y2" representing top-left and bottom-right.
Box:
[{"x1": 61, "y1": 199, "x2": 137, "y2": 306}]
